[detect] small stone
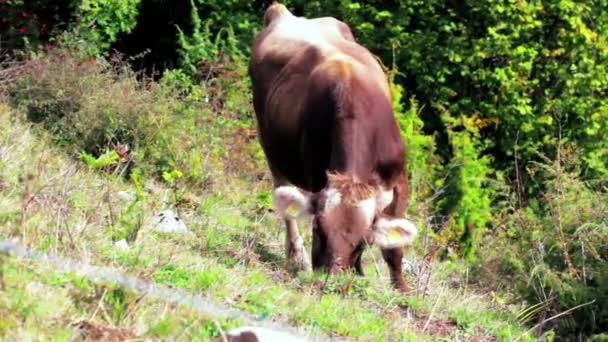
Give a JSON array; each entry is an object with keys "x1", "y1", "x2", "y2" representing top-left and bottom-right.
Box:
[
  {"x1": 144, "y1": 210, "x2": 188, "y2": 233},
  {"x1": 26, "y1": 281, "x2": 45, "y2": 293},
  {"x1": 114, "y1": 239, "x2": 130, "y2": 251},
  {"x1": 402, "y1": 258, "x2": 415, "y2": 273},
  {"x1": 116, "y1": 190, "x2": 136, "y2": 202},
  {"x1": 227, "y1": 326, "x2": 307, "y2": 342}
]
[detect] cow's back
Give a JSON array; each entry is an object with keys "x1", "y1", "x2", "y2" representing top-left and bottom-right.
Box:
[
  {"x1": 249, "y1": 6, "x2": 357, "y2": 118},
  {"x1": 250, "y1": 4, "x2": 402, "y2": 191}
]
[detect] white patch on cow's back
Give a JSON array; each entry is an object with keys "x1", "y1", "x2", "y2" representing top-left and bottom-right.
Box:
[
  {"x1": 273, "y1": 16, "x2": 344, "y2": 49},
  {"x1": 267, "y1": 15, "x2": 355, "y2": 63},
  {"x1": 376, "y1": 188, "x2": 394, "y2": 212}
]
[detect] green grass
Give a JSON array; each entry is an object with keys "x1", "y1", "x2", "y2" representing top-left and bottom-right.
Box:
[
  {"x1": 0, "y1": 47, "x2": 541, "y2": 341},
  {"x1": 0, "y1": 101, "x2": 536, "y2": 341},
  {"x1": 0, "y1": 257, "x2": 240, "y2": 341}
]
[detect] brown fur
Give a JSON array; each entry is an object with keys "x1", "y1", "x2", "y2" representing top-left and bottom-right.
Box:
[
  {"x1": 326, "y1": 172, "x2": 378, "y2": 204},
  {"x1": 250, "y1": 2, "x2": 412, "y2": 292}
]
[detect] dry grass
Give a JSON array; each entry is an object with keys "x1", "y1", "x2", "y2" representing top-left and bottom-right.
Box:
[{"x1": 0, "y1": 58, "x2": 534, "y2": 340}]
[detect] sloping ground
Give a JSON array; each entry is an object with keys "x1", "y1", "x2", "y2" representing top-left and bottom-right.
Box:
[{"x1": 0, "y1": 101, "x2": 535, "y2": 341}]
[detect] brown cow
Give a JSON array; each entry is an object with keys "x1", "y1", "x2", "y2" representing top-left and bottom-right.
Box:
[{"x1": 249, "y1": 2, "x2": 417, "y2": 292}]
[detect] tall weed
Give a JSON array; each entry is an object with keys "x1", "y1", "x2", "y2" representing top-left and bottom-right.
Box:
[
  {"x1": 7, "y1": 48, "x2": 264, "y2": 195},
  {"x1": 481, "y1": 146, "x2": 608, "y2": 338}
]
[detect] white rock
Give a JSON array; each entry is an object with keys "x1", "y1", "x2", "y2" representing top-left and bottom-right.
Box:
[
  {"x1": 116, "y1": 190, "x2": 136, "y2": 202},
  {"x1": 144, "y1": 210, "x2": 188, "y2": 233},
  {"x1": 114, "y1": 239, "x2": 130, "y2": 251},
  {"x1": 402, "y1": 258, "x2": 415, "y2": 273},
  {"x1": 227, "y1": 326, "x2": 307, "y2": 342},
  {"x1": 26, "y1": 281, "x2": 46, "y2": 294}
]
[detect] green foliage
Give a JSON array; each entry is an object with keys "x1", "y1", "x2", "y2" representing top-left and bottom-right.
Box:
[
  {"x1": 438, "y1": 114, "x2": 493, "y2": 261},
  {"x1": 105, "y1": 287, "x2": 129, "y2": 323},
  {"x1": 389, "y1": 71, "x2": 439, "y2": 209},
  {"x1": 162, "y1": 169, "x2": 183, "y2": 184},
  {"x1": 484, "y1": 148, "x2": 608, "y2": 338},
  {"x1": 176, "y1": 0, "x2": 246, "y2": 79},
  {"x1": 75, "y1": 0, "x2": 141, "y2": 55},
  {"x1": 80, "y1": 149, "x2": 119, "y2": 170},
  {"x1": 255, "y1": 190, "x2": 272, "y2": 211},
  {"x1": 8, "y1": 49, "x2": 262, "y2": 191},
  {"x1": 149, "y1": 317, "x2": 173, "y2": 337},
  {"x1": 129, "y1": 167, "x2": 146, "y2": 201},
  {"x1": 113, "y1": 194, "x2": 144, "y2": 242},
  {"x1": 153, "y1": 264, "x2": 193, "y2": 289}
]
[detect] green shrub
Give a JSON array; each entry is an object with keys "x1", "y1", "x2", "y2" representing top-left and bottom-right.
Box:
[
  {"x1": 176, "y1": 0, "x2": 242, "y2": 79},
  {"x1": 482, "y1": 147, "x2": 608, "y2": 338},
  {"x1": 8, "y1": 49, "x2": 263, "y2": 192},
  {"x1": 389, "y1": 70, "x2": 440, "y2": 210},
  {"x1": 0, "y1": 0, "x2": 77, "y2": 51},
  {"x1": 438, "y1": 113, "x2": 493, "y2": 261},
  {"x1": 74, "y1": 0, "x2": 141, "y2": 56}
]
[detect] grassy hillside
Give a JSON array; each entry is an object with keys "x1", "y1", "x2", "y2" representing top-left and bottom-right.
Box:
[{"x1": 0, "y1": 51, "x2": 538, "y2": 341}]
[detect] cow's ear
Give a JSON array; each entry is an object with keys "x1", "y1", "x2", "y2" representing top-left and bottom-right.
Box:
[
  {"x1": 371, "y1": 217, "x2": 417, "y2": 249},
  {"x1": 273, "y1": 186, "x2": 313, "y2": 219}
]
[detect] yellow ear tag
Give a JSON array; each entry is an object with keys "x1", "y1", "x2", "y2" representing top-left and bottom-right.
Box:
[
  {"x1": 387, "y1": 227, "x2": 406, "y2": 243},
  {"x1": 285, "y1": 203, "x2": 300, "y2": 218}
]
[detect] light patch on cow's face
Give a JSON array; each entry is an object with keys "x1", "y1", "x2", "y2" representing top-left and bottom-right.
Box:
[
  {"x1": 355, "y1": 196, "x2": 377, "y2": 226},
  {"x1": 321, "y1": 188, "x2": 377, "y2": 226},
  {"x1": 322, "y1": 188, "x2": 342, "y2": 213},
  {"x1": 376, "y1": 189, "x2": 394, "y2": 212}
]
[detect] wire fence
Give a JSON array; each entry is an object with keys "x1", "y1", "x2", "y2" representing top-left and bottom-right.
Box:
[{"x1": 0, "y1": 239, "x2": 337, "y2": 342}]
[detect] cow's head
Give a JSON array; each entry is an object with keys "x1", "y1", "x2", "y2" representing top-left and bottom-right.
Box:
[{"x1": 273, "y1": 173, "x2": 417, "y2": 273}]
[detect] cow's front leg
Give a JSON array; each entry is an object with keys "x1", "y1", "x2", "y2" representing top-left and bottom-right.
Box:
[
  {"x1": 381, "y1": 247, "x2": 410, "y2": 293},
  {"x1": 284, "y1": 218, "x2": 312, "y2": 273}
]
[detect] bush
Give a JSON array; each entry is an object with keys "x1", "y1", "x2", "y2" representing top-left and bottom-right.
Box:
[
  {"x1": 72, "y1": 0, "x2": 141, "y2": 56},
  {"x1": 176, "y1": 0, "x2": 243, "y2": 80},
  {"x1": 481, "y1": 146, "x2": 608, "y2": 338},
  {"x1": 279, "y1": 0, "x2": 608, "y2": 261},
  {"x1": 7, "y1": 48, "x2": 264, "y2": 192},
  {"x1": 9, "y1": 50, "x2": 146, "y2": 154},
  {"x1": 0, "y1": 0, "x2": 76, "y2": 52}
]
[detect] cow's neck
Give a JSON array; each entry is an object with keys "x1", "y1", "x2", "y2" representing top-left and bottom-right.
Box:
[
  {"x1": 327, "y1": 81, "x2": 397, "y2": 189},
  {"x1": 329, "y1": 114, "x2": 374, "y2": 182}
]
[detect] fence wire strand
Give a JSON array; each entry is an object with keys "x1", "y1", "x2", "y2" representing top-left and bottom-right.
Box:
[{"x1": 0, "y1": 239, "x2": 336, "y2": 342}]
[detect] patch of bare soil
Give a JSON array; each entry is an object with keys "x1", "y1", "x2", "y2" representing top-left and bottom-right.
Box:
[
  {"x1": 410, "y1": 317, "x2": 457, "y2": 338},
  {"x1": 70, "y1": 320, "x2": 136, "y2": 342}
]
